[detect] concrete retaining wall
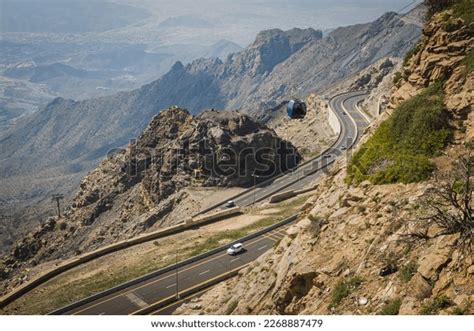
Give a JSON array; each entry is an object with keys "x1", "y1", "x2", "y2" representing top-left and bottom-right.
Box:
[
  {"x1": 269, "y1": 185, "x2": 317, "y2": 204},
  {"x1": 192, "y1": 207, "x2": 241, "y2": 224},
  {"x1": 355, "y1": 99, "x2": 371, "y2": 123},
  {"x1": 269, "y1": 190, "x2": 296, "y2": 203},
  {"x1": 327, "y1": 104, "x2": 341, "y2": 135},
  {"x1": 294, "y1": 185, "x2": 318, "y2": 195}
]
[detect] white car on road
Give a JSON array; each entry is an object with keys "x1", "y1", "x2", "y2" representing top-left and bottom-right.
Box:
[
  {"x1": 225, "y1": 200, "x2": 235, "y2": 208},
  {"x1": 227, "y1": 243, "x2": 243, "y2": 255}
]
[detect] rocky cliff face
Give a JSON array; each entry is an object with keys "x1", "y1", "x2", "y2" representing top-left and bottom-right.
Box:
[
  {"x1": 176, "y1": 6, "x2": 473, "y2": 315},
  {"x1": 0, "y1": 107, "x2": 299, "y2": 288},
  {"x1": 265, "y1": 93, "x2": 337, "y2": 159},
  {"x1": 391, "y1": 9, "x2": 473, "y2": 114}
]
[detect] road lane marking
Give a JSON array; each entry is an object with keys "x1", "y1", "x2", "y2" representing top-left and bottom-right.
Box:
[
  {"x1": 230, "y1": 257, "x2": 240, "y2": 263},
  {"x1": 269, "y1": 230, "x2": 283, "y2": 237},
  {"x1": 125, "y1": 292, "x2": 148, "y2": 308},
  {"x1": 269, "y1": 231, "x2": 284, "y2": 239},
  {"x1": 72, "y1": 235, "x2": 271, "y2": 314},
  {"x1": 199, "y1": 270, "x2": 210, "y2": 276},
  {"x1": 274, "y1": 229, "x2": 287, "y2": 236},
  {"x1": 166, "y1": 283, "x2": 176, "y2": 289},
  {"x1": 258, "y1": 245, "x2": 268, "y2": 251},
  {"x1": 263, "y1": 233, "x2": 280, "y2": 242},
  {"x1": 151, "y1": 288, "x2": 212, "y2": 315},
  {"x1": 262, "y1": 234, "x2": 274, "y2": 241},
  {"x1": 130, "y1": 264, "x2": 250, "y2": 315}
]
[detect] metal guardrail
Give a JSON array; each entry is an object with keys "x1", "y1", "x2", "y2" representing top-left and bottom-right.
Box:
[{"x1": 49, "y1": 213, "x2": 298, "y2": 315}]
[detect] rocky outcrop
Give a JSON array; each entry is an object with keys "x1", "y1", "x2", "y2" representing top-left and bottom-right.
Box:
[
  {"x1": 351, "y1": 59, "x2": 395, "y2": 90},
  {"x1": 391, "y1": 10, "x2": 473, "y2": 114},
  {"x1": 262, "y1": 93, "x2": 337, "y2": 158}
]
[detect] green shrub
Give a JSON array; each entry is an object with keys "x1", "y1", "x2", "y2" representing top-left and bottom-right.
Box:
[
  {"x1": 425, "y1": 0, "x2": 473, "y2": 23},
  {"x1": 225, "y1": 300, "x2": 239, "y2": 315},
  {"x1": 420, "y1": 295, "x2": 454, "y2": 315},
  {"x1": 442, "y1": 18, "x2": 461, "y2": 32},
  {"x1": 347, "y1": 82, "x2": 452, "y2": 185},
  {"x1": 425, "y1": 0, "x2": 456, "y2": 14},
  {"x1": 399, "y1": 261, "x2": 417, "y2": 283},
  {"x1": 461, "y1": 48, "x2": 474, "y2": 77},
  {"x1": 403, "y1": 43, "x2": 421, "y2": 67},
  {"x1": 452, "y1": 0, "x2": 474, "y2": 24},
  {"x1": 308, "y1": 213, "x2": 323, "y2": 222},
  {"x1": 379, "y1": 298, "x2": 402, "y2": 315},
  {"x1": 393, "y1": 71, "x2": 403, "y2": 86},
  {"x1": 452, "y1": 307, "x2": 465, "y2": 315},
  {"x1": 329, "y1": 276, "x2": 363, "y2": 308}
]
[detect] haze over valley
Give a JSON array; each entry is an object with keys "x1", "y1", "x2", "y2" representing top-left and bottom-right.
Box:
[{"x1": 0, "y1": 0, "x2": 412, "y2": 130}]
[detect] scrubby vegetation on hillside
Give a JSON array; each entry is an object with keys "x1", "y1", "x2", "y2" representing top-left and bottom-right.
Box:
[
  {"x1": 403, "y1": 43, "x2": 421, "y2": 67},
  {"x1": 462, "y1": 48, "x2": 474, "y2": 77},
  {"x1": 347, "y1": 82, "x2": 452, "y2": 184},
  {"x1": 379, "y1": 298, "x2": 402, "y2": 315},
  {"x1": 451, "y1": 0, "x2": 474, "y2": 23},
  {"x1": 417, "y1": 153, "x2": 473, "y2": 248},
  {"x1": 426, "y1": 0, "x2": 474, "y2": 23},
  {"x1": 329, "y1": 276, "x2": 363, "y2": 308}
]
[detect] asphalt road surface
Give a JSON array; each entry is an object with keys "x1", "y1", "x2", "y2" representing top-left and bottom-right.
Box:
[
  {"x1": 219, "y1": 90, "x2": 370, "y2": 206},
  {"x1": 63, "y1": 225, "x2": 289, "y2": 315}
]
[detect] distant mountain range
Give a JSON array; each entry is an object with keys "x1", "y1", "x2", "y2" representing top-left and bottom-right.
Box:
[
  {"x1": 0, "y1": 11, "x2": 422, "y2": 220},
  {"x1": 0, "y1": 39, "x2": 242, "y2": 130}
]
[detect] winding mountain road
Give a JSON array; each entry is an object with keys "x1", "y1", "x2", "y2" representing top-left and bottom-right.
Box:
[
  {"x1": 54, "y1": 90, "x2": 371, "y2": 315},
  {"x1": 218, "y1": 90, "x2": 370, "y2": 206}
]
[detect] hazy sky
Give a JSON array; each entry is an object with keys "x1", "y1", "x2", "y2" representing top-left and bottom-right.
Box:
[
  {"x1": 0, "y1": 0, "x2": 424, "y2": 46},
  {"x1": 115, "y1": 0, "x2": 423, "y2": 45},
  {"x1": 118, "y1": 0, "x2": 421, "y2": 28}
]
